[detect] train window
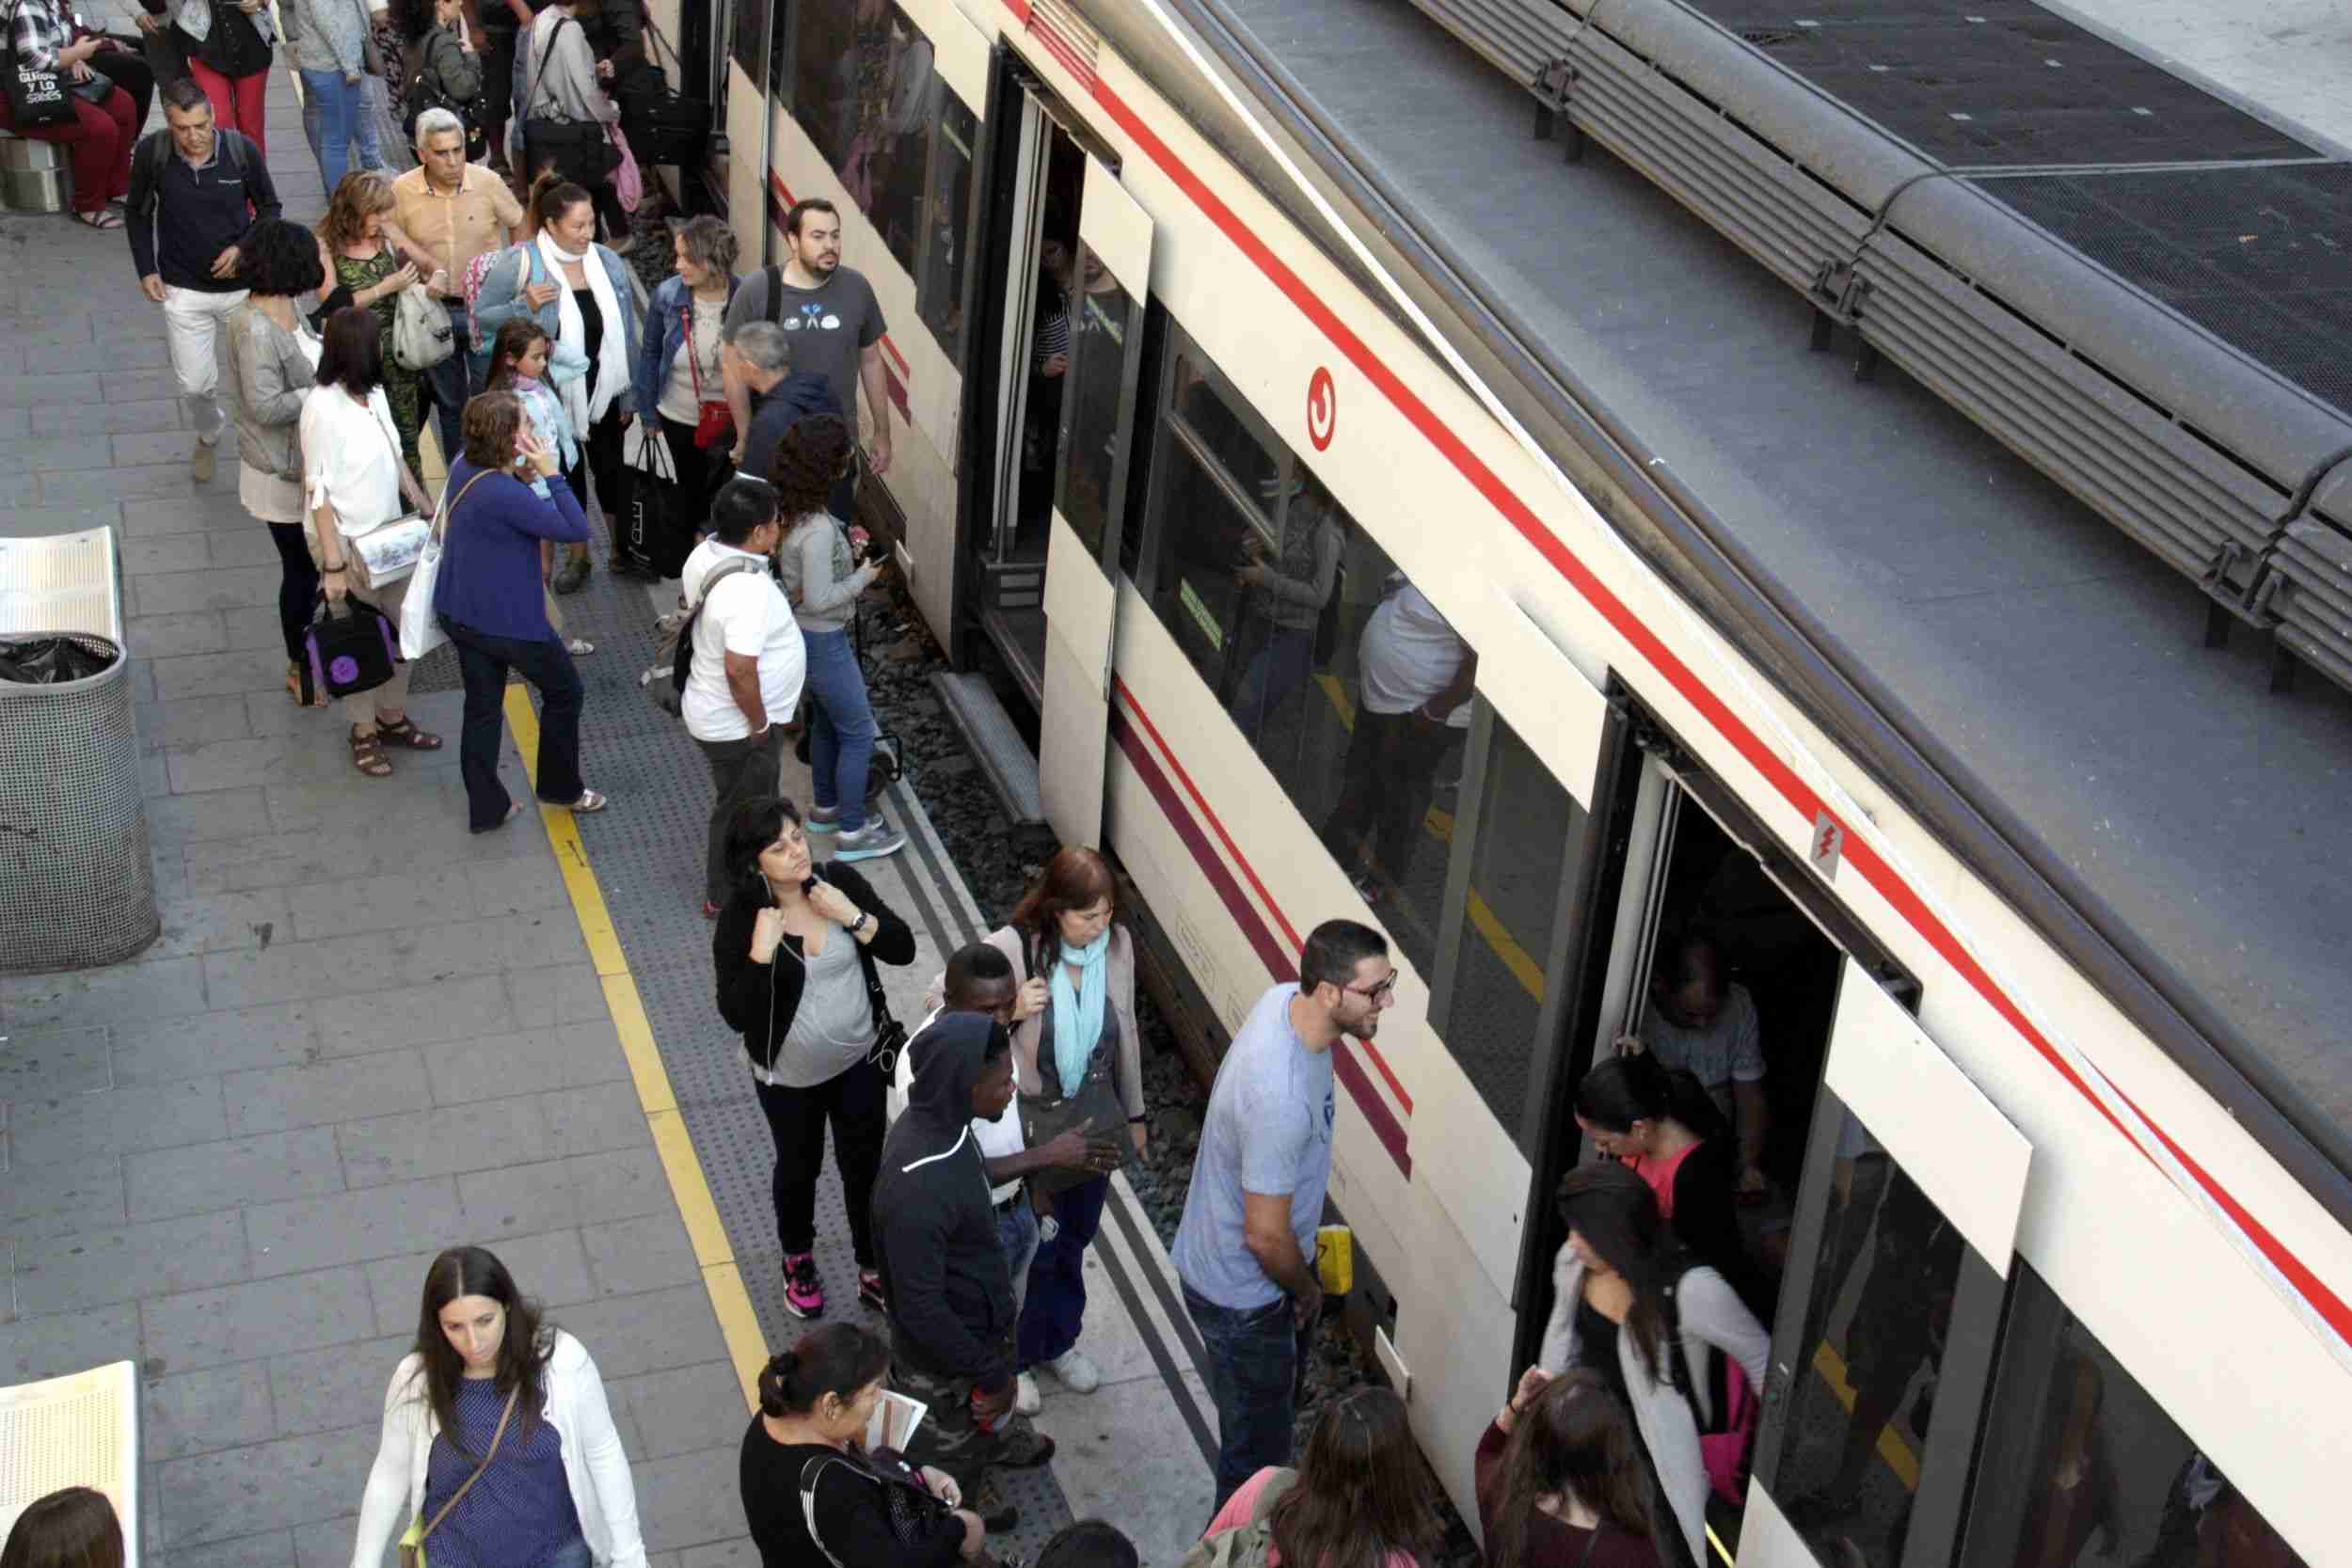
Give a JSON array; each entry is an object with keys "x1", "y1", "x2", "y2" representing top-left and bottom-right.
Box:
[
  {"x1": 1057, "y1": 248, "x2": 1132, "y2": 561},
  {"x1": 791, "y1": 6, "x2": 850, "y2": 169},
  {"x1": 1167, "y1": 354, "x2": 1279, "y2": 536},
  {"x1": 915, "y1": 89, "x2": 977, "y2": 364},
  {"x1": 1146, "y1": 348, "x2": 1285, "y2": 689},
  {"x1": 1960, "y1": 1264, "x2": 2311, "y2": 1568},
  {"x1": 731, "y1": 0, "x2": 769, "y2": 91},
  {"x1": 1429, "y1": 713, "x2": 1581, "y2": 1153},
  {"x1": 767, "y1": 0, "x2": 793, "y2": 113}
]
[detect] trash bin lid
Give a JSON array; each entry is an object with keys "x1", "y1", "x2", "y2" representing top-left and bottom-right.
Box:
[{"x1": 0, "y1": 528, "x2": 120, "y2": 644}]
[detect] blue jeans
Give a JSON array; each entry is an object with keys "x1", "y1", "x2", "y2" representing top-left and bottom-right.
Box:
[
  {"x1": 1019, "y1": 1171, "x2": 1106, "y2": 1369},
  {"x1": 298, "y1": 69, "x2": 381, "y2": 198},
  {"x1": 539, "y1": 1537, "x2": 592, "y2": 1568},
  {"x1": 802, "y1": 626, "x2": 877, "y2": 833},
  {"x1": 997, "y1": 1196, "x2": 1041, "y2": 1320},
  {"x1": 1228, "y1": 623, "x2": 1314, "y2": 746},
  {"x1": 1184, "y1": 1283, "x2": 1299, "y2": 1512}
]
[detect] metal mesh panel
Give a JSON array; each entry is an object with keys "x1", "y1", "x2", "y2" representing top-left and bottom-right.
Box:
[
  {"x1": 0, "y1": 636, "x2": 159, "y2": 973},
  {"x1": 1986, "y1": 165, "x2": 2352, "y2": 419},
  {"x1": 1680, "y1": 3, "x2": 2318, "y2": 166}
]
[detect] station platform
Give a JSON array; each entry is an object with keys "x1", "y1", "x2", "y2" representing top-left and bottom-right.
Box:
[{"x1": 0, "y1": 33, "x2": 1211, "y2": 1567}]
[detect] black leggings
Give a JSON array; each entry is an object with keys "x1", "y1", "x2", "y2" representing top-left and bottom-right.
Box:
[
  {"x1": 754, "y1": 1053, "x2": 886, "y2": 1266},
  {"x1": 266, "y1": 521, "x2": 320, "y2": 664},
  {"x1": 560, "y1": 405, "x2": 630, "y2": 561}
]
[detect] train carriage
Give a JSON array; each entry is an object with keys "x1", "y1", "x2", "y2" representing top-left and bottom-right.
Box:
[{"x1": 699, "y1": 0, "x2": 2352, "y2": 1562}]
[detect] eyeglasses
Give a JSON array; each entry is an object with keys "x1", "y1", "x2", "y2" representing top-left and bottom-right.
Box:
[{"x1": 1343, "y1": 974, "x2": 1398, "y2": 1004}]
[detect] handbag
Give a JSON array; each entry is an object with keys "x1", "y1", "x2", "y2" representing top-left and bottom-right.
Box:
[
  {"x1": 859, "y1": 937, "x2": 909, "y2": 1080},
  {"x1": 626, "y1": 401, "x2": 693, "y2": 578},
  {"x1": 339, "y1": 397, "x2": 430, "y2": 588},
  {"x1": 608, "y1": 119, "x2": 640, "y2": 213},
  {"x1": 3, "y1": 0, "x2": 75, "y2": 125},
  {"x1": 392, "y1": 277, "x2": 455, "y2": 372},
  {"x1": 396, "y1": 1387, "x2": 517, "y2": 1568},
  {"x1": 1017, "y1": 933, "x2": 1127, "y2": 1198},
  {"x1": 300, "y1": 594, "x2": 400, "y2": 703},
  {"x1": 683, "y1": 302, "x2": 732, "y2": 450},
  {"x1": 401, "y1": 469, "x2": 492, "y2": 660},
  {"x1": 799, "y1": 1450, "x2": 953, "y2": 1558},
  {"x1": 521, "y1": 18, "x2": 617, "y2": 183}
]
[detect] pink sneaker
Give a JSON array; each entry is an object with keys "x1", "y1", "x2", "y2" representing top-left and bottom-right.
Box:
[{"x1": 783, "y1": 1252, "x2": 826, "y2": 1319}]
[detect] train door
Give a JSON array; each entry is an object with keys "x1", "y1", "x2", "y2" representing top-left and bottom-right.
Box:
[
  {"x1": 1741, "y1": 959, "x2": 2030, "y2": 1568},
  {"x1": 1035, "y1": 156, "x2": 1152, "y2": 845}
]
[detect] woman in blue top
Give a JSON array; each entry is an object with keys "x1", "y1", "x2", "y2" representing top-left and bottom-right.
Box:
[
  {"x1": 474, "y1": 171, "x2": 648, "y2": 591},
  {"x1": 633, "y1": 214, "x2": 740, "y2": 576},
  {"x1": 432, "y1": 389, "x2": 608, "y2": 832}
]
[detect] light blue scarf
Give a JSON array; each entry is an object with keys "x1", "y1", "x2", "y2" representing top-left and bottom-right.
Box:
[{"x1": 1048, "y1": 929, "x2": 1110, "y2": 1097}]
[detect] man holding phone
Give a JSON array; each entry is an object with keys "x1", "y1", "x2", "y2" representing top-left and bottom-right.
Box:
[{"x1": 872, "y1": 1011, "x2": 1058, "y2": 1536}]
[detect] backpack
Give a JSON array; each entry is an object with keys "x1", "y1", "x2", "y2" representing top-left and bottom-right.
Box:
[
  {"x1": 460, "y1": 245, "x2": 508, "y2": 356},
  {"x1": 403, "y1": 28, "x2": 486, "y2": 159},
  {"x1": 132, "y1": 125, "x2": 250, "y2": 230},
  {"x1": 1178, "y1": 1468, "x2": 1298, "y2": 1568},
  {"x1": 640, "y1": 555, "x2": 765, "y2": 716},
  {"x1": 1658, "y1": 1272, "x2": 1759, "y2": 1508}
]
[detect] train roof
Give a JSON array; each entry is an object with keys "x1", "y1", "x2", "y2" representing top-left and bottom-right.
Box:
[{"x1": 1122, "y1": 0, "x2": 2352, "y2": 1207}]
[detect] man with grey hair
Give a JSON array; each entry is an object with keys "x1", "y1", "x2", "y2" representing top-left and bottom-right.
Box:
[
  {"x1": 724, "y1": 319, "x2": 843, "y2": 485},
  {"x1": 392, "y1": 103, "x2": 524, "y2": 464}
]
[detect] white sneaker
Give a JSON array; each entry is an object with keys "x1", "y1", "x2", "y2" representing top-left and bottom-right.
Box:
[
  {"x1": 1043, "y1": 1348, "x2": 1102, "y2": 1394},
  {"x1": 1013, "y1": 1371, "x2": 1041, "y2": 1416}
]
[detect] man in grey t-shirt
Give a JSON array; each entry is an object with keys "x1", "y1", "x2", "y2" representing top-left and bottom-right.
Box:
[
  {"x1": 723, "y1": 198, "x2": 891, "y2": 484},
  {"x1": 1173, "y1": 919, "x2": 1396, "y2": 1509}
]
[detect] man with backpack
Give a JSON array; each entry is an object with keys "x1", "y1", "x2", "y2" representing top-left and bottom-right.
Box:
[
  {"x1": 128, "y1": 76, "x2": 280, "y2": 485},
  {"x1": 678, "y1": 477, "x2": 804, "y2": 919}
]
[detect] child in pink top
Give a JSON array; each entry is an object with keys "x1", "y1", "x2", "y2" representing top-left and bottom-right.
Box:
[{"x1": 1199, "y1": 1389, "x2": 1435, "y2": 1568}]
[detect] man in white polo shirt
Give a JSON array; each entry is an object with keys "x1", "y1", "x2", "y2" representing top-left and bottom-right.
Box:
[
  {"x1": 898, "y1": 941, "x2": 1123, "y2": 1415},
  {"x1": 681, "y1": 477, "x2": 805, "y2": 917}
]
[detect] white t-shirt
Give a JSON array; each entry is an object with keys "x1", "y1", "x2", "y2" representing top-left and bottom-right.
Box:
[
  {"x1": 891, "y1": 1005, "x2": 1027, "y2": 1205},
  {"x1": 679, "y1": 540, "x2": 806, "y2": 743},
  {"x1": 298, "y1": 383, "x2": 404, "y2": 540},
  {"x1": 1358, "y1": 582, "x2": 1473, "y2": 727}
]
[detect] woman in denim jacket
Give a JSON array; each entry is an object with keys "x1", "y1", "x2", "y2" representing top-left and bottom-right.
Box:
[
  {"x1": 474, "y1": 169, "x2": 644, "y2": 590},
  {"x1": 632, "y1": 214, "x2": 741, "y2": 576}
]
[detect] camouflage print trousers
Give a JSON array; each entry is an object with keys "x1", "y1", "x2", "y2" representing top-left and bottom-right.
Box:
[{"x1": 893, "y1": 1356, "x2": 1052, "y2": 1500}]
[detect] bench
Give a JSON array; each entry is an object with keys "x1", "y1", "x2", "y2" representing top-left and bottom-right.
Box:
[{"x1": 0, "y1": 127, "x2": 72, "y2": 214}]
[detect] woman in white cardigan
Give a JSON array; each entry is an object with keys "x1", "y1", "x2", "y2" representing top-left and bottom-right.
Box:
[
  {"x1": 349, "y1": 1245, "x2": 647, "y2": 1568},
  {"x1": 1538, "y1": 1163, "x2": 1769, "y2": 1568}
]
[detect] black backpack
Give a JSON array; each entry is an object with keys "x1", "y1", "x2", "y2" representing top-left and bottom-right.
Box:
[
  {"x1": 641, "y1": 556, "x2": 764, "y2": 716},
  {"x1": 404, "y1": 31, "x2": 488, "y2": 159},
  {"x1": 132, "y1": 125, "x2": 249, "y2": 229}
]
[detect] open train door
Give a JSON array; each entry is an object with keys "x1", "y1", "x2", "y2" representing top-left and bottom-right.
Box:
[
  {"x1": 1037, "y1": 154, "x2": 1152, "y2": 846},
  {"x1": 1739, "y1": 958, "x2": 2033, "y2": 1568}
]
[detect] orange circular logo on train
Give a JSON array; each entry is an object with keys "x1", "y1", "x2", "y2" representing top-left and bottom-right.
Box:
[{"x1": 1307, "y1": 367, "x2": 1337, "y2": 451}]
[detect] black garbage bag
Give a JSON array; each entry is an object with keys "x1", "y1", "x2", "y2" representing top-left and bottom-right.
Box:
[{"x1": 0, "y1": 636, "x2": 116, "y2": 684}]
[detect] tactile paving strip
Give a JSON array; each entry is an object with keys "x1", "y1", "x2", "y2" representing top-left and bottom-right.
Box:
[{"x1": 470, "y1": 503, "x2": 1077, "y2": 1552}]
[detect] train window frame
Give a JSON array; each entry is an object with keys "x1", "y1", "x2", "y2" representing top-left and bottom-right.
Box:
[
  {"x1": 1426, "y1": 701, "x2": 1592, "y2": 1157},
  {"x1": 731, "y1": 0, "x2": 770, "y2": 92},
  {"x1": 913, "y1": 82, "x2": 979, "y2": 367},
  {"x1": 766, "y1": 0, "x2": 793, "y2": 116}
]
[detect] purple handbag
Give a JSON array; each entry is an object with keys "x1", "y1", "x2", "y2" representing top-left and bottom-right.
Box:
[{"x1": 299, "y1": 596, "x2": 401, "y2": 705}]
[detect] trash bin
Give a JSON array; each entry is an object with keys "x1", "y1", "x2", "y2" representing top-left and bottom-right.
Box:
[{"x1": 0, "y1": 529, "x2": 159, "y2": 973}]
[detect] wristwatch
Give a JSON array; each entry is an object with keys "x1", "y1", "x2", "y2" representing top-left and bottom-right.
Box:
[{"x1": 853, "y1": 911, "x2": 875, "y2": 938}]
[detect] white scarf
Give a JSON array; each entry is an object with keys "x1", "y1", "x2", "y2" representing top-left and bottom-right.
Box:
[{"x1": 540, "y1": 230, "x2": 627, "y2": 431}]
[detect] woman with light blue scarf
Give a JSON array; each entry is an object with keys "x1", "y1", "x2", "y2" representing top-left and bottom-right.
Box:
[{"x1": 990, "y1": 846, "x2": 1147, "y2": 1412}]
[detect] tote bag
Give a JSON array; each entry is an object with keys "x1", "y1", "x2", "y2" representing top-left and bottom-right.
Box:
[
  {"x1": 3, "y1": 1, "x2": 74, "y2": 126},
  {"x1": 400, "y1": 469, "x2": 493, "y2": 660}
]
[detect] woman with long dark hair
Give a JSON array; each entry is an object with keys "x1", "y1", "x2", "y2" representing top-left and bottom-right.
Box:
[
  {"x1": 1478, "y1": 1368, "x2": 1665, "y2": 1568},
  {"x1": 1201, "y1": 1386, "x2": 1438, "y2": 1568},
  {"x1": 0, "y1": 1486, "x2": 124, "y2": 1568},
  {"x1": 714, "y1": 796, "x2": 916, "y2": 1322},
  {"x1": 348, "y1": 1245, "x2": 647, "y2": 1568},
  {"x1": 739, "y1": 1323, "x2": 984, "y2": 1568},
  {"x1": 1574, "y1": 1049, "x2": 1756, "y2": 1306},
  {"x1": 772, "y1": 416, "x2": 902, "y2": 861},
  {"x1": 1537, "y1": 1164, "x2": 1769, "y2": 1568}
]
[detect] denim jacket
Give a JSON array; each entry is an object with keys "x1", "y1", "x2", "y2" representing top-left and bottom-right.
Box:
[
  {"x1": 472, "y1": 241, "x2": 643, "y2": 417},
  {"x1": 632, "y1": 271, "x2": 739, "y2": 425}
]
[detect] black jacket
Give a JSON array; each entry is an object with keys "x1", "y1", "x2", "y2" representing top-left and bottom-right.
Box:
[
  {"x1": 871, "y1": 1012, "x2": 1016, "y2": 1386},
  {"x1": 713, "y1": 861, "x2": 914, "y2": 1073},
  {"x1": 744, "y1": 372, "x2": 844, "y2": 484},
  {"x1": 126, "y1": 128, "x2": 280, "y2": 292}
]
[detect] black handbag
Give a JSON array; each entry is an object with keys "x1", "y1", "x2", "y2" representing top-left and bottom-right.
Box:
[
  {"x1": 618, "y1": 79, "x2": 706, "y2": 166},
  {"x1": 4, "y1": 1, "x2": 75, "y2": 126},
  {"x1": 1018, "y1": 934, "x2": 1127, "y2": 1198},
  {"x1": 522, "y1": 18, "x2": 618, "y2": 182},
  {"x1": 628, "y1": 423, "x2": 693, "y2": 578},
  {"x1": 799, "y1": 1452, "x2": 953, "y2": 1556},
  {"x1": 858, "y1": 937, "x2": 909, "y2": 1079},
  {"x1": 298, "y1": 595, "x2": 401, "y2": 705}
]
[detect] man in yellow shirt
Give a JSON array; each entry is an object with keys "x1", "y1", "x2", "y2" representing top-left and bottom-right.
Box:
[{"x1": 392, "y1": 105, "x2": 524, "y2": 464}]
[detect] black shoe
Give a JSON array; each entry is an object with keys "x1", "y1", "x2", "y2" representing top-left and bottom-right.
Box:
[
  {"x1": 992, "y1": 1419, "x2": 1055, "y2": 1469},
  {"x1": 550, "y1": 551, "x2": 591, "y2": 595},
  {"x1": 974, "y1": 1479, "x2": 1018, "y2": 1533},
  {"x1": 857, "y1": 1269, "x2": 887, "y2": 1314},
  {"x1": 610, "y1": 552, "x2": 662, "y2": 580}
]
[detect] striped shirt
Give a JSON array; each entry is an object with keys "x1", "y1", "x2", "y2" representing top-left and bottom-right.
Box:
[{"x1": 7, "y1": 0, "x2": 73, "y2": 71}]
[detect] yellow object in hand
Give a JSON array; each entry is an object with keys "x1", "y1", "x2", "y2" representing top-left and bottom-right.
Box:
[{"x1": 1315, "y1": 1225, "x2": 1353, "y2": 1296}]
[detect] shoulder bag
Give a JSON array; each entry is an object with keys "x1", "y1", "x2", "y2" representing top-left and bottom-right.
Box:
[
  {"x1": 396, "y1": 1386, "x2": 519, "y2": 1568},
  {"x1": 392, "y1": 275, "x2": 456, "y2": 372},
  {"x1": 1017, "y1": 930, "x2": 1128, "y2": 1198},
  {"x1": 857, "y1": 910, "x2": 910, "y2": 1079},
  {"x1": 3, "y1": 0, "x2": 76, "y2": 124},
  {"x1": 1178, "y1": 1467, "x2": 1297, "y2": 1568},
  {"x1": 798, "y1": 1449, "x2": 953, "y2": 1568},
  {"x1": 401, "y1": 468, "x2": 493, "y2": 660},
  {"x1": 340, "y1": 396, "x2": 432, "y2": 589},
  {"x1": 298, "y1": 593, "x2": 399, "y2": 704},
  {"x1": 641, "y1": 551, "x2": 759, "y2": 716},
  {"x1": 685, "y1": 297, "x2": 733, "y2": 451},
  {"x1": 521, "y1": 17, "x2": 617, "y2": 184}
]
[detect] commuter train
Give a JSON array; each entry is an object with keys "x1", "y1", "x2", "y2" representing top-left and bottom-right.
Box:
[{"x1": 687, "y1": 0, "x2": 2352, "y2": 1561}]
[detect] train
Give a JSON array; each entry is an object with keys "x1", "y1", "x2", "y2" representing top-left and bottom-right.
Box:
[{"x1": 654, "y1": 0, "x2": 2352, "y2": 1561}]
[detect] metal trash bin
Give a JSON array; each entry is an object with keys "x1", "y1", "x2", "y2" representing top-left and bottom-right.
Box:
[
  {"x1": 0, "y1": 528, "x2": 158, "y2": 973},
  {"x1": 0, "y1": 134, "x2": 72, "y2": 214}
]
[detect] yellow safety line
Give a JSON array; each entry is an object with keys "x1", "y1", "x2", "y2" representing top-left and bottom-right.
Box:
[
  {"x1": 1809, "y1": 1338, "x2": 1924, "y2": 1490},
  {"x1": 502, "y1": 686, "x2": 767, "y2": 1412}
]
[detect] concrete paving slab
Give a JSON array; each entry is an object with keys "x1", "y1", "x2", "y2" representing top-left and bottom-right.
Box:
[
  {"x1": 336, "y1": 1095, "x2": 559, "y2": 1188},
  {"x1": 31, "y1": 399, "x2": 184, "y2": 436},
  {"x1": 506, "y1": 961, "x2": 614, "y2": 1029},
  {"x1": 224, "y1": 1052, "x2": 435, "y2": 1138},
  {"x1": 243, "y1": 1177, "x2": 467, "y2": 1279},
  {"x1": 3, "y1": 1076, "x2": 227, "y2": 1164},
  {"x1": 109, "y1": 999, "x2": 321, "y2": 1085},
  {"x1": 608, "y1": 1360, "x2": 745, "y2": 1464},
  {"x1": 457, "y1": 1147, "x2": 672, "y2": 1242},
  {"x1": 0, "y1": 954, "x2": 212, "y2": 1031},
  {"x1": 0, "y1": 1024, "x2": 113, "y2": 1100},
  {"x1": 421, "y1": 1020, "x2": 630, "y2": 1104},
  {"x1": 156, "y1": 1422, "x2": 380, "y2": 1548},
  {"x1": 1034, "y1": 1369, "x2": 1219, "y2": 1568},
  {"x1": 141, "y1": 887, "x2": 294, "y2": 961},
  {"x1": 142, "y1": 1359, "x2": 278, "y2": 1462},
  {"x1": 138, "y1": 1267, "x2": 375, "y2": 1375},
  {"x1": 539, "y1": 1080, "x2": 659, "y2": 1158},
  {"x1": 124, "y1": 1128, "x2": 347, "y2": 1222},
  {"x1": 266, "y1": 1334, "x2": 411, "y2": 1440},
  {"x1": 0, "y1": 1300, "x2": 141, "y2": 1383},
  {"x1": 312, "y1": 972, "x2": 516, "y2": 1056},
  {"x1": 553, "y1": 1287, "x2": 728, "y2": 1379},
  {"x1": 12, "y1": 1207, "x2": 248, "y2": 1314},
  {"x1": 580, "y1": 1210, "x2": 703, "y2": 1299},
  {"x1": 0, "y1": 1152, "x2": 129, "y2": 1242},
  {"x1": 629, "y1": 1446, "x2": 750, "y2": 1557}
]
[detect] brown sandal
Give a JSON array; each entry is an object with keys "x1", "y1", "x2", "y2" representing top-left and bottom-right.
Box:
[
  {"x1": 349, "y1": 727, "x2": 393, "y2": 777},
  {"x1": 375, "y1": 716, "x2": 444, "y2": 751}
]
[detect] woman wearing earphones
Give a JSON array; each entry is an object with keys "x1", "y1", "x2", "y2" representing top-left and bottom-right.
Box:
[{"x1": 715, "y1": 795, "x2": 916, "y2": 1323}]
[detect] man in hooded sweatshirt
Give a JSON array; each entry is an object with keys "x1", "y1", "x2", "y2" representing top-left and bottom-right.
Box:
[{"x1": 872, "y1": 1010, "x2": 1057, "y2": 1532}]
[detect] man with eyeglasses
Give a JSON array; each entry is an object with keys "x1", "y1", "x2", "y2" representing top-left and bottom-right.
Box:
[{"x1": 1173, "y1": 918, "x2": 1397, "y2": 1511}]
